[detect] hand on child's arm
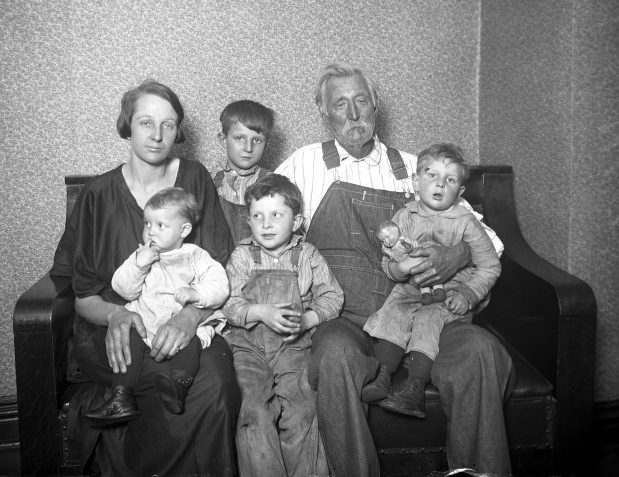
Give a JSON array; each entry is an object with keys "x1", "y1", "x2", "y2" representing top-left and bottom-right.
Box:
[
  {"x1": 390, "y1": 255, "x2": 426, "y2": 276},
  {"x1": 283, "y1": 310, "x2": 319, "y2": 342},
  {"x1": 174, "y1": 287, "x2": 200, "y2": 307},
  {"x1": 136, "y1": 240, "x2": 160, "y2": 268},
  {"x1": 247, "y1": 303, "x2": 301, "y2": 335},
  {"x1": 408, "y1": 242, "x2": 471, "y2": 287},
  {"x1": 445, "y1": 292, "x2": 470, "y2": 315}
]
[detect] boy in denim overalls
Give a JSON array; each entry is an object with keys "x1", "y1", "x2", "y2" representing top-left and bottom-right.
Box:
[
  {"x1": 223, "y1": 174, "x2": 343, "y2": 477},
  {"x1": 215, "y1": 100, "x2": 273, "y2": 244},
  {"x1": 362, "y1": 144, "x2": 501, "y2": 418}
]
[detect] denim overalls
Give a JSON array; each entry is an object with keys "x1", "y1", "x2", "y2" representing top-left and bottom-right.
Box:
[
  {"x1": 305, "y1": 140, "x2": 513, "y2": 477},
  {"x1": 225, "y1": 244, "x2": 328, "y2": 477}
]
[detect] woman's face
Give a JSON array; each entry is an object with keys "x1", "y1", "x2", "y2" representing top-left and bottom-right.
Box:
[{"x1": 129, "y1": 94, "x2": 179, "y2": 165}]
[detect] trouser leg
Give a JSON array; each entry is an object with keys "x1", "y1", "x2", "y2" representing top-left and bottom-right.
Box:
[
  {"x1": 129, "y1": 335, "x2": 240, "y2": 477},
  {"x1": 230, "y1": 338, "x2": 287, "y2": 477},
  {"x1": 275, "y1": 343, "x2": 328, "y2": 477},
  {"x1": 308, "y1": 319, "x2": 380, "y2": 477},
  {"x1": 432, "y1": 321, "x2": 513, "y2": 475}
]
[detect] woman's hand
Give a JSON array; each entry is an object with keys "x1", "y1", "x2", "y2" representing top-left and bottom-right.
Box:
[
  {"x1": 105, "y1": 307, "x2": 147, "y2": 374},
  {"x1": 150, "y1": 305, "x2": 208, "y2": 362}
]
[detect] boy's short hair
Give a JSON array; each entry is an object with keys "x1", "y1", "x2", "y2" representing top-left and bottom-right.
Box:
[
  {"x1": 244, "y1": 174, "x2": 303, "y2": 216},
  {"x1": 145, "y1": 187, "x2": 201, "y2": 224},
  {"x1": 220, "y1": 100, "x2": 275, "y2": 137},
  {"x1": 417, "y1": 143, "x2": 470, "y2": 182}
]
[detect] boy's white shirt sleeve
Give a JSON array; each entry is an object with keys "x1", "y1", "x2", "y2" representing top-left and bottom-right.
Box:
[
  {"x1": 189, "y1": 246, "x2": 230, "y2": 349},
  {"x1": 455, "y1": 197, "x2": 504, "y2": 257},
  {"x1": 188, "y1": 247, "x2": 230, "y2": 309},
  {"x1": 111, "y1": 248, "x2": 149, "y2": 300}
]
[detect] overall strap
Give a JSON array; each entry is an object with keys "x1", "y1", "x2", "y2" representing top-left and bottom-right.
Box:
[
  {"x1": 249, "y1": 245, "x2": 262, "y2": 265},
  {"x1": 213, "y1": 170, "x2": 224, "y2": 189},
  {"x1": 386, "y1": 147, "x2": 408, "y2": 180},
  {"x1": 321, "y1": 140, "x2": 341, "y2": 170},
  {"x1": 290, "y1": 243, "x2": 303, "y2": 268}
]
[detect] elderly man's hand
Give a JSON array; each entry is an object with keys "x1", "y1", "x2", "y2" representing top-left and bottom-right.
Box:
[{"x1": 407, "y1": 242, "x2": 471, "y2": 287}]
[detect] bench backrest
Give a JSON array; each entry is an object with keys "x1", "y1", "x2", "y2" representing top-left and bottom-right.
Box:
[{"x1": 63, "y1": 165, "x2": 513, "y2": 222}]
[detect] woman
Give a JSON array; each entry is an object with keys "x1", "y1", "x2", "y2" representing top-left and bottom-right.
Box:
[{"x1": 53, "y1": 80, "x2": 240, "y2": 476}]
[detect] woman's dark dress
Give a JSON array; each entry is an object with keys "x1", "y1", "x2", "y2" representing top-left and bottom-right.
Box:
[{"x1": 53, "y1": 158, "x2": 240, "y2": 476}]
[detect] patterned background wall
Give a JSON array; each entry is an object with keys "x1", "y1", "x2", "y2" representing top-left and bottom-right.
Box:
[
  {"x1": 0, "y1": 0, "x2": 481, "y2": 397},
  {"x1": 479, "y1": 0, "x2": 619, "y2": 401},
  {"x1": 1, "y1": 0, "x2": 617, "y2": 401}
]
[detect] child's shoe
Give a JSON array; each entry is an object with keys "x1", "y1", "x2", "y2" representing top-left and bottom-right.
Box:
[
  {"x1": 154, "y1": 373, "x2": 193, "y2": 414},
  {"x1": 421, "y1": 292, "x2": 433, "y2": 305},
  {"x1": 378, "y1": 377, "x2": 427, "y2": 418},
  {"x1": 361, "y1": 365, "x2": 392, "y2": 403},
  {"x1": 84, "y1": 385, "x2": 140, "y2": 425},
  {"x1": 432, "y1": 287, "x2": 446, "y2": 303}
]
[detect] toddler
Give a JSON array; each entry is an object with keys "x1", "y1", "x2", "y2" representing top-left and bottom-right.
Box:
[
  {"x1": 85, "y1": 187, "x2": 229, "y2": 424},
  {"x1": 362, "y1": 143, "x2": 501, "y2": 418}
]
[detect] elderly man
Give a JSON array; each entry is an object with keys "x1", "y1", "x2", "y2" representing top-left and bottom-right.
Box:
[{"x1": 275, "y1": 63, "x2": 513, "y2": 477}]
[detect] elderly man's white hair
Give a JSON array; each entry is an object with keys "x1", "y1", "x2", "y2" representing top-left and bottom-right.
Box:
[{"x1": 314, "y1": 63, "x2": 380, "y2": 114}]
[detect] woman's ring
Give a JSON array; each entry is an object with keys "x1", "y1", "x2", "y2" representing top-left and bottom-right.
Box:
[{"x1": 173, "y1": 346, "x2": 181, "y2": 353}]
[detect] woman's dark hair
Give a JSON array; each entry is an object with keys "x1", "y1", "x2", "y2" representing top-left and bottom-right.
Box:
[
  {"x1": 116, "y1": 80, "x2": 186, "y2": 143},
  {"x1": 244, "y1": 174, "x2": 303, "y2": 216}
]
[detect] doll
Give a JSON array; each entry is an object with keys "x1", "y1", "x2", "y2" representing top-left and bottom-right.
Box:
[{"x1": 376, "y1": 220, "x2": 446, "y2": 305}]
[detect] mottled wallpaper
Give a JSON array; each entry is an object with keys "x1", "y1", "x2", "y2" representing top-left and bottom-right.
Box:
[
  {"x1": 480, "y1": 0, "x2": 619, "y2": 400},
  {"x1": 1, "y1": 0, "x2": 481, "y2": 396},
  {"x1": 2, "y1": 0, "x2": 617, "y2": 402}
]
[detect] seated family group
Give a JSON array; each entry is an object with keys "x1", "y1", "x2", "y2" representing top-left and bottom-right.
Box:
[{"x1": 51, "y1": 63, "x2": 513, "y2": 477}]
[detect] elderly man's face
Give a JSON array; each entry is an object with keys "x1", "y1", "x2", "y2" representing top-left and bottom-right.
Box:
[{"x1": 323, "y1": 75, "x2": 376, "y2": 151}]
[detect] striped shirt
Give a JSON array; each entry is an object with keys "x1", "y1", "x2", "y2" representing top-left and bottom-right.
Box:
[
  {"x1": 275, "y1": 137, "x2": 504, "y2": 255},
  {"x1": 215, "y1": 165, "x2": 270, "y2": 205},
  {"x1": 223, "y1": 234, "x2": 344, "y2": 328}
]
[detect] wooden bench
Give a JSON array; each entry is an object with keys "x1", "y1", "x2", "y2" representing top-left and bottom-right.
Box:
[{"x1": 13, "y1": 165, "x2": 596, "y2": 476}]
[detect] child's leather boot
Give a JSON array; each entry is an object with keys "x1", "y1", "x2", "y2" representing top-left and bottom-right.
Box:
[
  {"x1": 84, "y1": 385, "x2": 140, "y2": 425},
  {"x1": 379, "y1": 377, "x2": 427, "y2": 418},
  {"x1": 361, "y1": 364, "x2": 392, "y2": 403},
  {"x1": 154, "y1": 373, "x2": 193, "y2": 414}
]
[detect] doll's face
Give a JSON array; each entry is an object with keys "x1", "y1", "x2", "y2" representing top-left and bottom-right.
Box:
[{"x1": 376, "y1": 226, "x2": 399, "y2": 248}]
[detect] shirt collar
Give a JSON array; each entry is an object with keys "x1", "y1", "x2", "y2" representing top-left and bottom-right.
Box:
[
  {"x1": 405, "y1": 200, "x2": 465, "y2": 218},
  {"x1": 333, "y1": 136, "x2": 382, "y2": 166},
  {"x1": 239, "y1": 233, "x2": 305, "y2": 254},
  {"x1": 222, "y1": 163, "x2": 260, "y2": 177}
]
